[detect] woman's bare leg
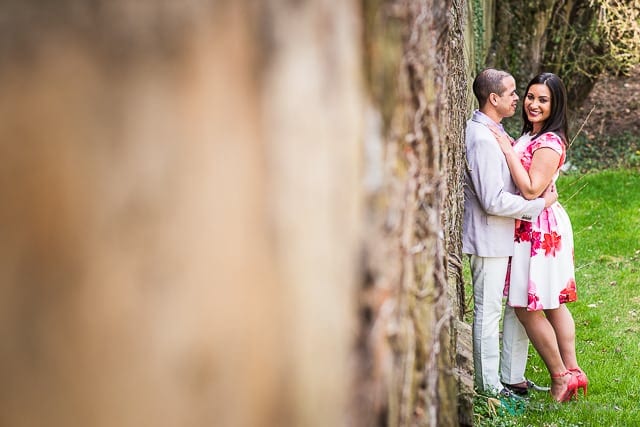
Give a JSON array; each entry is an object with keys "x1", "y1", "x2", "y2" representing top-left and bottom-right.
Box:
[
  {"x1": 514, "y1": 308, "x2": 565, "y2": 373},
  {"x1": 545, "y1": 305, "x2": 578, "y2": 370},
  {"x1": 514, "y1": 307, "x2": 570, "y2": 400}
]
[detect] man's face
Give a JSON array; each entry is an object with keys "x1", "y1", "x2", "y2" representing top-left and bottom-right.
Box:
[{"x1": 493, "y1": 76, "x2": 519, "y2": 119}]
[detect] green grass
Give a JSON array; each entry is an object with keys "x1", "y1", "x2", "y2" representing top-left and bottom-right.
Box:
[{"x1": 466, "y1": 169, "x2": 640, "y2": 426}]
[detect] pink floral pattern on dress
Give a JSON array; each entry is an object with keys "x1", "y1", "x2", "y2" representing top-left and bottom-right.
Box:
[
  {"x1": 514, "y1": 220, "x2": 542, "y2": 256},
  {"x1": 519, "y1": 132, "x2": 566, "y2": 170},
  {"x1": 527, "y1": 280, "x2": 544, "y2": 311},
  {"x1": 504, "y1": 258, "x2": 511, "y2": 297},
  {"x1": 541, "y1": 231, "x2": 562, "y2": 256},
  {"x1": 558, "y1": 278, "x2": 578, "y2": 304},
  {"x1": 515, "y1": 220, "x2": 531, "y2": 242},
  {"x1": 530, "y1": 231, "x2": 542, "y2": 257},
  {"x1": 505, "y1": 132, "x2": 578, "y2": 311},
  {"x1": 537, "y1": 207, "x2": 558, "y2": 234}
]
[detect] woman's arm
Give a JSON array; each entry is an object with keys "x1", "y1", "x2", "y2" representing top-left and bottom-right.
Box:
[{"x1": 490, "y1": 127, "x2": 560, "y2": 199}]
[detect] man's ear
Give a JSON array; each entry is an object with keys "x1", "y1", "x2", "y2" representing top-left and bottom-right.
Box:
[{"x1": 490, "y1": 93, "x2": 498, "y2": 106}]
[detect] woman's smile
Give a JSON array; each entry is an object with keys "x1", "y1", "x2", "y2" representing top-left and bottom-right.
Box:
[{"x1": 524, "y1": 84, "x2": 552, "y2": 133}]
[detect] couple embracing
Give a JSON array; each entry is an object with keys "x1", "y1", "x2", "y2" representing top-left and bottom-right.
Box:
[{"x1": 463, "y1": 69, "x2": 588, "y2": 403}]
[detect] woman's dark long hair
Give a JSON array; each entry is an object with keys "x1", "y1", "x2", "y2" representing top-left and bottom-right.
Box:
[{"x1": 521, "y1": 73, "x2": 569, "y2": 144}]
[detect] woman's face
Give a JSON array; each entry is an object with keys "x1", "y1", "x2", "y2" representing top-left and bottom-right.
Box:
[{"x1": 524, "y1": 83, "x2": 552, "y2": 133}]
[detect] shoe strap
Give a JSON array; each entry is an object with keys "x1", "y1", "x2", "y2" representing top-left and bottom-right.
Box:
[{"x1": 550, "y1": 370, "x2": 571, "y2": 379}]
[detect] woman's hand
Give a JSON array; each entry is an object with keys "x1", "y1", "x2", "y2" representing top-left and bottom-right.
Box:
[
  {"x1": 488, "y1": 122, "x2": 561, "y2": 199},
  {"x1": 541, "y1": 183, "x2": 557, "y2": 208},
  {"x1": 487, "y1": 124, "x2": 514, "y2": 154}
]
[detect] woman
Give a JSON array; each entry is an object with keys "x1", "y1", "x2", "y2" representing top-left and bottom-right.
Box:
[{"x1": 490, "y1": 72, "x2": 588, "y2": 403}]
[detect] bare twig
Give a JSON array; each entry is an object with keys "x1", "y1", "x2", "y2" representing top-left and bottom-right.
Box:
[
  {"x1": 576, "y1": 261, "x2": 596, "y2": 271},
  {"x1": 574, "y1": 220, "x2": 599, "y2": 235},
  {"x1": 562, "y1": 181, "x2": 589, "y2": 204},
  {"x1": 565, "y1": 171, "x2": 591, "y2": 187},
  {"x1": 570, "y1": 104, "x2": 597, "y2": 148}
]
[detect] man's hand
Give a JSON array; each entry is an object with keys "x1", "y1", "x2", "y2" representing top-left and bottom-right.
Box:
[{"x1": 541, "y1": 184, "x2": 558, "y2": 208}]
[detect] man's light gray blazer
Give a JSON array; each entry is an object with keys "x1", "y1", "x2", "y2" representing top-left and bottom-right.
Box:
[{"x1": 462, "y1": 111, "x2": 545, "y2": 257}]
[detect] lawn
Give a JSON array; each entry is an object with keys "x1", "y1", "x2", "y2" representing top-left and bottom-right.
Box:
[{"x1": 467, "y1": 169, "x2": 640, "y2": 426}]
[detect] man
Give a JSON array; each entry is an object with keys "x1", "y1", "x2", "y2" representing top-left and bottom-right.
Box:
[{"x1": 463, "y1": 68, "x2": 555, "y2": 397}]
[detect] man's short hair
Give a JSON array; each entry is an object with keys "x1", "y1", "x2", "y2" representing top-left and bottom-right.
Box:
[{"x1": 473, "y1": 68, "x2": 512, "y2": 108}]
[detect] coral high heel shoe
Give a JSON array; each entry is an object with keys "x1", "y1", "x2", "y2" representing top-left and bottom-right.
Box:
[
  {"x1": 570, "y1": 367, "x2": 588, "y2": 397},
  {"x1": 550, "y1": 371, "x2": 579, "y2": 402}
]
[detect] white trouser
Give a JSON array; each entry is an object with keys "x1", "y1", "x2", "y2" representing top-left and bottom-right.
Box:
[{"x1": 470, "y1": 255, "x2": 529, "y2": 392}]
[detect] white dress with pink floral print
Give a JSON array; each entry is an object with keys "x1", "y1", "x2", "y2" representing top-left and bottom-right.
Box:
[{"x1": 504, "y1": 132, "x2": 577, "y2": 311}]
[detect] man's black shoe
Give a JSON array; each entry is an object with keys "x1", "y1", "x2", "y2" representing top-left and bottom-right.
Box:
[
  {"x1": 498, "y1": 387, "x2": 525, "y2": 400},
  {"x1": 503, "y1": 379, "x2": 550, "y2": 396}
]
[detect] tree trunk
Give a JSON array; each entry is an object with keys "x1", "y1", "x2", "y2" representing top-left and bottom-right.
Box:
[
  {"x1": 0, "y1": 1, "x2": 483, "y2": 426},
  {"x1": 0, "y1": 1, "x2": 362, "y2": 426},
  {"x1": 446, "y1": 1, "x2": 476, "y2": 424},
  {"x1": 355, "y1": 1, "x2": 470, "y2": 425}
]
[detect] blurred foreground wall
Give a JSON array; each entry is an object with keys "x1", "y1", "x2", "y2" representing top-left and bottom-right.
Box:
[
  {"x1": 0, "y1": 2, "x2": 362, "y2": 426},
  {"x1": 354, "y1": 0, "x2": 471, "y2": 425}
]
